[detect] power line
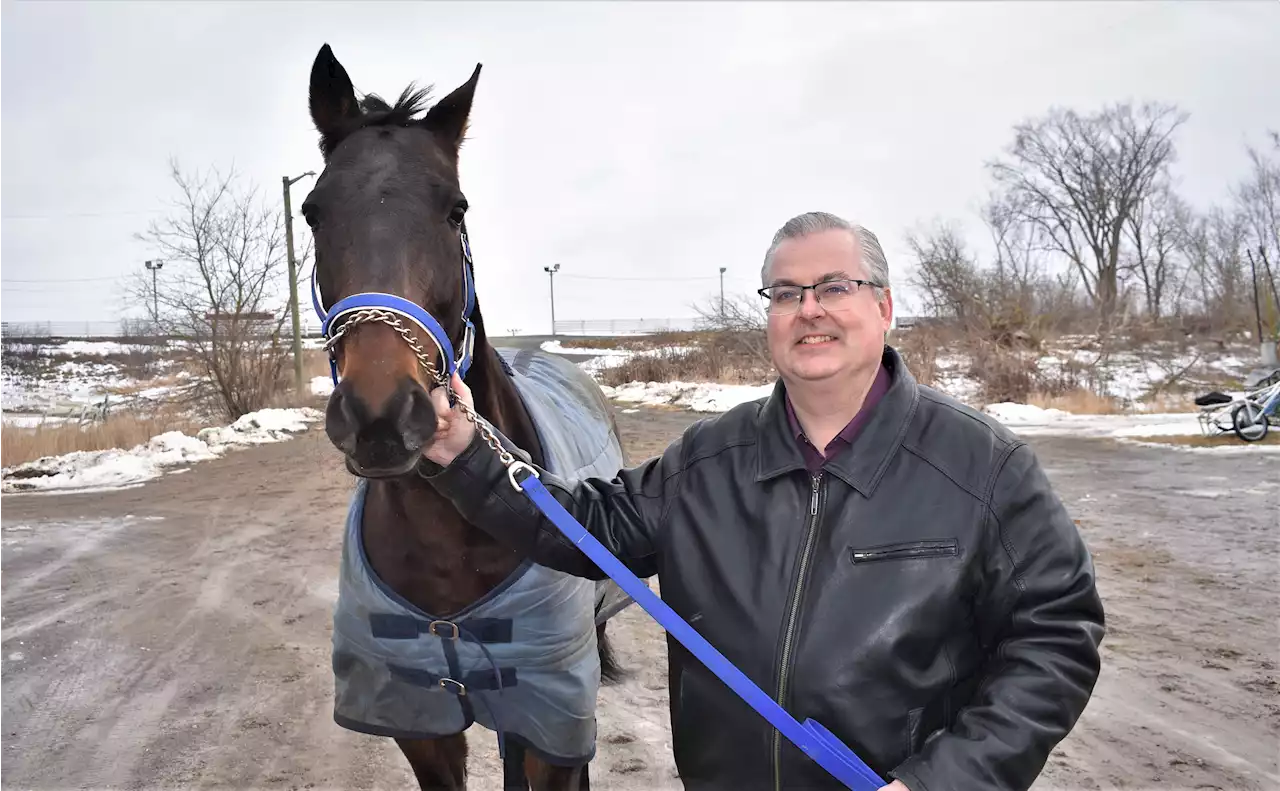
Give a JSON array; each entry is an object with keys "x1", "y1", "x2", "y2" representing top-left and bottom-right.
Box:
[
  {"x1": 560, "y1": 272, "x2": 721, "y2": 281},
  {"x1": 2, "y1": 209, "x2": 165, "y2": 220},
  {"x1": 2, "y1": 275, "x2": 128, "y2": 284}
]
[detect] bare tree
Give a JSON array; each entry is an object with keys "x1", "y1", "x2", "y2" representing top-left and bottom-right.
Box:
[
  {"x1": 1122, "y1": 182, "x2": 1191, "y2": 321},
  {"x1": 1179, "y1": 205, "x2": 1251, "y2": 333},
  {"x1": 987, "y1": 101, "x2": 1189, "y2": 325},
  {"x1": 1235, "y1": 131, "x2": 1280, "y2": 266},
  {"x1": 905, "y1": 203, "x2": 1091, "y2": 340},
  {"x1": 129, "y1": 159, "x2": 303, "y2": 420},
  {"x1": 1233, "y1": 131, "x2": 1280, "y2": 342}
]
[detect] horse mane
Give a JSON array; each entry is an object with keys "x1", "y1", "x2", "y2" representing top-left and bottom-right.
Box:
[
  {"x1": 319, "y1": 83, "x2": 437, "y2": 156},
  {"x1": 357, "y1": 83, "x2": 435, "y2": 126}
]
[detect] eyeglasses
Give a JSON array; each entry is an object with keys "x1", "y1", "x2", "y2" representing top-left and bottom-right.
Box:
[{"x1": 756, "y1": 278, "x2": 880, "y2": 315}]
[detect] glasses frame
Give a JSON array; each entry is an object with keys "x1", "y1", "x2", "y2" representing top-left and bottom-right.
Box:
[{"x1": 756, "y1": 278, "x2": 881, "y2": 314}]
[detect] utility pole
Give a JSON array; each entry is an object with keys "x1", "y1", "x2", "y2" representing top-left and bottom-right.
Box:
[
  {"x1": 719, "y1": 266, "x2": 727, "y2": 318},
  {"x1": 144, "y1": 259, "x2": 164, "y2": 333},
  {"x1": 283, "y1": 171, "x2": 316, "y2": 395},
  {"x1": 543, "y1": 263, "x2": 560, "y2": 336}
]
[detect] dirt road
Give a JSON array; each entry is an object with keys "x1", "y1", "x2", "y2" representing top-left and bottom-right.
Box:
[{"x1": 2, "y1": 403, "x2": 1277, "y2": 790}]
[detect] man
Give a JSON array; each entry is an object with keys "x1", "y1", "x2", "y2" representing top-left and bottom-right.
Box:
[{"x1": 416, "y1": 211, "x2": 1105, "y2": 790}]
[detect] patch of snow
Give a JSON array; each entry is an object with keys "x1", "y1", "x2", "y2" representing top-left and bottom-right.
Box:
[
  {"x1": 984, "y1": 402, "x2": 1071, "y2": 423},
  {"x1": 1, "y1": 407, "x2": 324, "y2": 495},
  {"x1": 310, "y1": 376, "x2": 335, "y2": 397},
  {"x1": 600, "y1": 381, "x2": 774, "y2": 412},
  {"x1": 540, "y1": 340, "x2": 631, "y2": 357},
  {"x1": 541, "y1": 340, "x2": 701, "y2": 377},
  {"x1": 39, "y1": 340, "x2": 136, "y2": 356},
  {"x1": 982, "y1": 401, "x2": 1280, "y2": 453}
]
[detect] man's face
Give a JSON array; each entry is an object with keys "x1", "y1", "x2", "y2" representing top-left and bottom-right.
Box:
[{"x1": 763, "y1": 228, "x2": 893, "y2": 385}]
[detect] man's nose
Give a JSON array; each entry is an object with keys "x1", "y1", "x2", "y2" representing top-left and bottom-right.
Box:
[{"x1": 797, "y1": 289, "x2": 826, "y2": 318}]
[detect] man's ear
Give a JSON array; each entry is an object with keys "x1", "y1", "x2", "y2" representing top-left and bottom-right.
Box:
[
  {"x1": 422, "y1": 64, "x2": 481, "y2": 151},
  {"x1": 310, "y1": 43, "x2": 361, "y2": 157}
]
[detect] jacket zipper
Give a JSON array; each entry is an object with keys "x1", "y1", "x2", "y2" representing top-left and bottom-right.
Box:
[{"x1": 772, "y1": 471, "x2": 823, "y2": 790}]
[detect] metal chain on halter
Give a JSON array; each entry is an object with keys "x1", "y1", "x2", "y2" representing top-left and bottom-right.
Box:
[{"x1": 324, "y1": 307, "x2": 523, "y2": 473}]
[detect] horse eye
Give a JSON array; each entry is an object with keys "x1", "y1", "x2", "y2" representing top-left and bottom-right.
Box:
[{"x1": 448, "y1": 200, "x2": 468, "y2": 227}]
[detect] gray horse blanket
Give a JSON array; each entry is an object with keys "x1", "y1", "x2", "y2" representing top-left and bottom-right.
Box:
[{"x1": 331, "y1": 348, "x2": 631, "y2": 765}]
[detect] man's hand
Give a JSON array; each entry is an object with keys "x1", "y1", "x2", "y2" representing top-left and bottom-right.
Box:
[
  {"x1": 879, "y1": 781, "x2": 909, "y2": 791},
  {"x1": 422, "y1": 371, "x2": 478, "y2": 467}
]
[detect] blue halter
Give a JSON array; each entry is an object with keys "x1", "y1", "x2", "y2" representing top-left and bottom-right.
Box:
[{"x1": 312, "y1": 221, "x2": 478, "y2": 388}]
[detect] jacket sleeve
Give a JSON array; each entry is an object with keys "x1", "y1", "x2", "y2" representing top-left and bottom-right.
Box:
[
  {"x1": 889, "y1": 441, "x2": 1106, "y2": 791},
  {"x1": 415, "y1": 421, "x2": 686, "y2": 581}
]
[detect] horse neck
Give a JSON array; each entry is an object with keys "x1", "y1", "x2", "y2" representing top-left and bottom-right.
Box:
[{"x1": 360, "y1": 304, "x2": 544, "y2": 617}]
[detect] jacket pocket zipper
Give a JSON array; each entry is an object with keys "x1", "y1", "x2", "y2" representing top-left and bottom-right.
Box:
[
  {"x1": 850, "y1": 539, "x2": 958, "y2": 564},
  {"x1": 773, "y1": 471, "x2": 823, "y2": 791}
]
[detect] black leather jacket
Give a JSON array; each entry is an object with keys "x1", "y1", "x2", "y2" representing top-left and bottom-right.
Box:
[{"x1": 420, "y1": 346, "x2": 1105, "y2": 791}]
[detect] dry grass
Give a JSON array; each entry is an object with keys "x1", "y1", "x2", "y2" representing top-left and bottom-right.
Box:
[
  {"x1": 596, "y1": 339, "x2": 774, "y2": 388},
  {"x1": 555, "y1": 331, "x2": 708, "y2": 352},
  {"x1": 1, "y1": 409, "x2": 208, "y2": 468},
  {"x1": 303, "y1": 349, "x2": 332, "y2": 381},
  {"x1": 1027, "y1": 389, "x2": 1124, "y2": 415},
  {"x1": 1134, "y1": 392, "x2": 1200, "y2": 414},
  {"x1": 1123, "y1": 432, "x2": 1280, "y2": 448}
]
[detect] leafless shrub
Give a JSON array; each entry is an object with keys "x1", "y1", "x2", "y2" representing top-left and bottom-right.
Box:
[
  {"x1": 129, "y1": 159, "x2": 307, "y2": 420},
  {"x1": 692, "y1": 293, "x2": 772, "y2": 370}
]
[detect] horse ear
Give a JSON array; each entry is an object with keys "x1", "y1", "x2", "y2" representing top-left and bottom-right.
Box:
[
  {"x1": 310, "y1": 44, "x2": 361, "y2": 155},
  {"x1": 422, "y1": 63, "x2": 481, "y2": 150}
]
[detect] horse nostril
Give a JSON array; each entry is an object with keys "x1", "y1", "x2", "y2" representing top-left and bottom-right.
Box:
[
  {"x1": 395, "y1": 381, "x2": 438, "y2": 452},
  {"x1": 325, "y1": 381, "x2": 364, "y2": 454}
]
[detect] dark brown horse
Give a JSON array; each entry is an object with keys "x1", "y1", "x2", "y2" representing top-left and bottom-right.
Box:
[{"x1": 302, "y1": 44, "x2": 627, "y2": 790}]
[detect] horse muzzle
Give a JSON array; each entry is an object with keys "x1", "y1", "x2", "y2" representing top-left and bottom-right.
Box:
[{"x1": 325, "y1": 376, "x2": 437, "y2": 478}]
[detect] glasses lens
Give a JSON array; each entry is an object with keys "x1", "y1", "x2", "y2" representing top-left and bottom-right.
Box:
[
  {"x1": 766, "y1": 286, "x2": 801, "y2": 313},
  {"x1": 816, "y1": 281, "x2": 854, "y2": 309}
]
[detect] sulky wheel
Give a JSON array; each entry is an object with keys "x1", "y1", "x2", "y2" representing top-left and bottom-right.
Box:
[{"x1": 1231, "y1": 402, "x2": 1269, "y2": 442}]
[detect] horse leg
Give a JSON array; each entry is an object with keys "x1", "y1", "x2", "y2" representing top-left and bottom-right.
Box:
[
  {"x1": 597, "y1": 622, "x2": 625, "y2": 685},
  {"x1": 396, "y1": 734, "x2": 468, "y2": 790},
  {"x1": 523, "y1": 753, "x2": 590, "y2": 791}
]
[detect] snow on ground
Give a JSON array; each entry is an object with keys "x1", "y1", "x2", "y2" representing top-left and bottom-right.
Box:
[
  {"x1": 2, "y1": 341, "x2": 192, "y2": 424},
  {"x1": 310, "y1": 375, "x2": 335, "y2": 397},
  {"x1": 983, "y1": 402, "x2": 1280, "y2": 453},
  {"x1": 600, "y1": 381, "x2": 775, "y2": 412},
  {"x1": 539, "y1": 340, "x2": 700, "y2": 377},
  {"x1": 538, "y1": 340, "x2": 1276, "y2": 454},
  {"x1": 1, "y1": 408, "x2": 325, "y2": 495}
]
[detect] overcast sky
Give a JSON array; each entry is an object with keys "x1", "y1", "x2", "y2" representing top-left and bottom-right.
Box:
[{"x1": 3, "y1": 0, "x2": 1278, "y2": 336}]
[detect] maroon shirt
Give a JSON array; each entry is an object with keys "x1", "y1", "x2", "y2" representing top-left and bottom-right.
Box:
[{"x1": 784, "y1": 363, "x2": 891, "y2": 472}]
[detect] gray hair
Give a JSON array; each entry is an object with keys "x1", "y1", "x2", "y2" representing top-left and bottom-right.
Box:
[{"x1": 760, "y1": 211, "x2": 890, "y2": 299}]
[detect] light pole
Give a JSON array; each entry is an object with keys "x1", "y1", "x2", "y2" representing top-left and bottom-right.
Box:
[
  {"x1": 719, "y1": 266, "x2": 727, "y2": 318},
  {"x1": 543, "y1": 263, "x2": 560, "y2": 336},
  {"x1": 283, "y1": 170, "x2": 316, "y2": 394},
  {"x1": 144, "y1": 259, "x2": 164, "y2": 331}
]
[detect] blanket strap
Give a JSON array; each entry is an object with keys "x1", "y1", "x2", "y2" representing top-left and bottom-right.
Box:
[{"x1": 375, "y1": 613, "x2": 515, "y2": 761}]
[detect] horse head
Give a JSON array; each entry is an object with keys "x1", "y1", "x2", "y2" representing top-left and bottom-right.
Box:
[{"x1": 303, "y1": 44, "x2": 482, "y2": 478}]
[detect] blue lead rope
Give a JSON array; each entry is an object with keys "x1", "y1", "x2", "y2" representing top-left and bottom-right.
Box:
[{"x1": 513, "y1": 472, "x2": 886, "y2": 791}]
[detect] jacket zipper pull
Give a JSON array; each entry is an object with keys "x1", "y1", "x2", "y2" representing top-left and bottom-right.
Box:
[{"x1": 810, "y1": 473, "x2": 820, "y2": 516}]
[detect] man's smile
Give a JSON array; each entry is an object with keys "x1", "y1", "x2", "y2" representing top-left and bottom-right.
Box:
[{"x1": 797, "y1": 333, "x2": 837, "y2": 346}]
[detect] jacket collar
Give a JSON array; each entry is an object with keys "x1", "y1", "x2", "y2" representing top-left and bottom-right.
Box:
[{"x1": 755, "y1": 345, "x2": 919, "y2": 497}]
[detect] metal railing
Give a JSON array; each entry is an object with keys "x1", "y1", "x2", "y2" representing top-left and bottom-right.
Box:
[{"x1": 552, "y1": 317, "x2": 714, "y2": 336}]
